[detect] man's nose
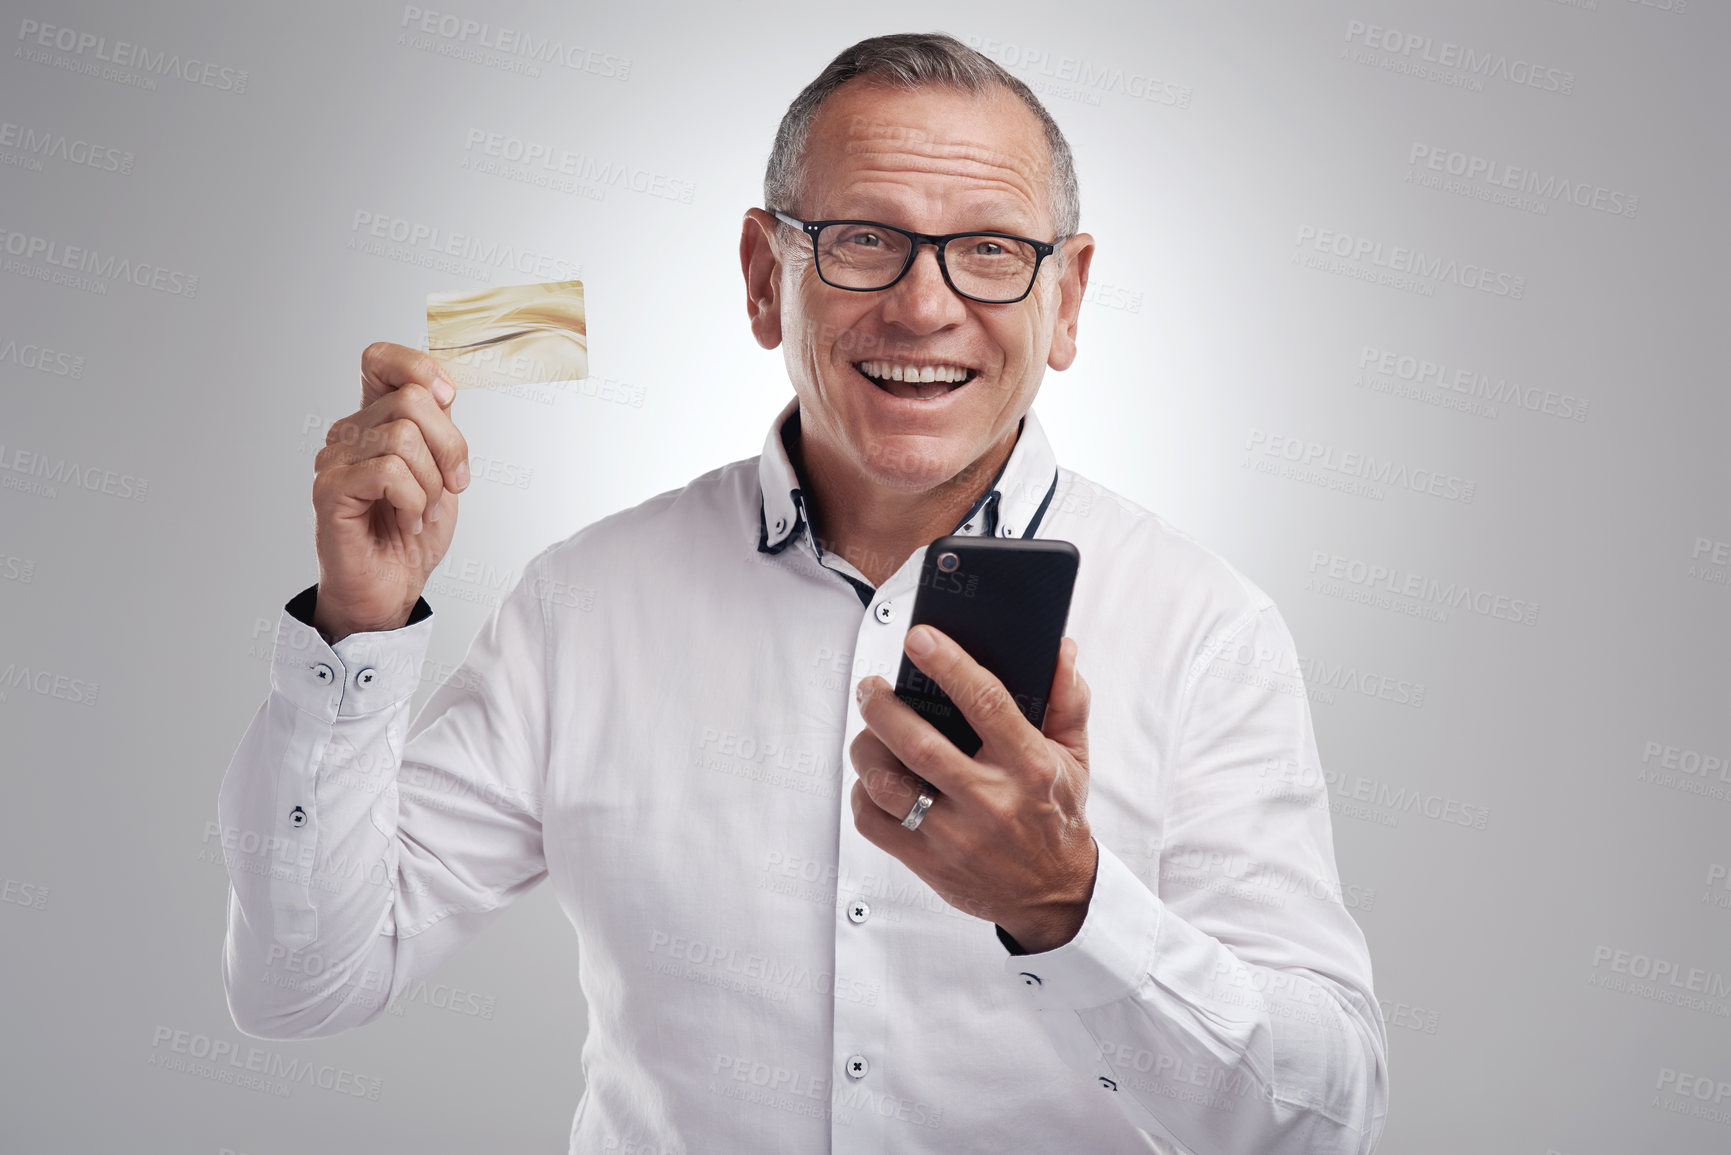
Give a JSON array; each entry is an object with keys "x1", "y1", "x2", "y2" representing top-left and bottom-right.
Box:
[{"x1": 880, "y1": 245, "x2": 967, "y2": 332}]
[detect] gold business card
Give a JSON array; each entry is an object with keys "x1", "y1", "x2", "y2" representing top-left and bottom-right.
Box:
[{"x1": 426, "y1": 279, "x2": 587, "y2": 389}]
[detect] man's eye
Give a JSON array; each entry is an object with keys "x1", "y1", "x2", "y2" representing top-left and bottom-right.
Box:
[
  {"x1": 844, "y1": 232, "x2": 883, "y2": 248},
  {"x1": 970, "y1": 241, "x2": 1006, "y2": 257}
]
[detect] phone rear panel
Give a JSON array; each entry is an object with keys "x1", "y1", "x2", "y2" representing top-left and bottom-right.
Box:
[{"x1": 892, "y1": 536, "x2": 1080, "y2": 757}]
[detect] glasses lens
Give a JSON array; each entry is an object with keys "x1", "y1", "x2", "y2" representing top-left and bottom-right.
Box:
[
  {"x1": 810, "y1": 224, "x2": 1043, "y2": 301},
  {"x1": 814, "y1": 224, "x2": 912, "y2": 289},
  {"x1": 943, "y1": 235, "x2": 1041, "y2": 302}
]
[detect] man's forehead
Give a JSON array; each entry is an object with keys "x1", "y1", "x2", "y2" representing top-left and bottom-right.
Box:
[{"x1": 803, "y1": 82, "x2": 1052, "y2": 216}]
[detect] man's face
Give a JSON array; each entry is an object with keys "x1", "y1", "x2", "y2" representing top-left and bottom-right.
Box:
[{"x1": 754, "y1": 81, "x2": 1091, "y2": 494}]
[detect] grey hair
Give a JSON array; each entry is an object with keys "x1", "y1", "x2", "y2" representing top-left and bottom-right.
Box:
[{"x1": 764, "y1": 32, "x2": 1080, "y2": 242}]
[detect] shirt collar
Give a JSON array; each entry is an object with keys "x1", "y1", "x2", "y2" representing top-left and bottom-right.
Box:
[{"x1": 757, "y1": 396, "x2": 1061, "y2": 556}]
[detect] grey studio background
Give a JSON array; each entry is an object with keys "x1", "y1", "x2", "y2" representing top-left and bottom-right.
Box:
[{"x1": 1, "y1": 0, "x2": 1726, "y2": 1152}]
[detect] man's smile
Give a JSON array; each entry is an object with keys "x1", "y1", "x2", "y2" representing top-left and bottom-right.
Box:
[{"x1": 852, "y1": 359, "x2": 980, "y2": 401}]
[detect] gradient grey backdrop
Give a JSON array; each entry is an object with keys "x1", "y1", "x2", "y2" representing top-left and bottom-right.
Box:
[{"x1": 2, "y1": 1, "x2": 1727, "y2": 1152}]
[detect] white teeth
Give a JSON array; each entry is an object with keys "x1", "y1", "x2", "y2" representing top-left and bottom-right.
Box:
[{"x1": 858, "y1": 361, "x2": 973, "y2": 384}]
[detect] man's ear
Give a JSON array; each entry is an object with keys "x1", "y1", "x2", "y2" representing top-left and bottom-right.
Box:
[
  {"x1": 741, "y1": 208, "x2": 784, "y2": 350},
  {"x1": 1046, "y1": 232, "x2": 1095, "y2": 372}
]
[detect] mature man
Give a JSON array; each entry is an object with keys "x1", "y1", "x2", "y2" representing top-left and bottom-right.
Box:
[{"x1": 220, "y1": 32, "x2": 1387, "y2": 1154}]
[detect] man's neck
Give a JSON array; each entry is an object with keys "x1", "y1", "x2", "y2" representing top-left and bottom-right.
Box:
[{"x1": 788, "y1": 415, "x2": 1020, "y2": 588}]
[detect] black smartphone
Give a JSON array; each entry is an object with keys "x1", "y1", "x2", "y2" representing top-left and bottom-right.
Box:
[{"x1": 892, "y1": 536, "x2": 1081, "y2": 757}]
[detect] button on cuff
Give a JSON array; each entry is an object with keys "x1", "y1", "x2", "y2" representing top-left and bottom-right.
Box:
[
  {"x1": 330, "y1": 619, "x2": 435, "y2": 717},
  {"x1": 266, "y1": 599, "x2": 435, "y2": 720},
  {"x1": 269, "y1": 609, "x2": 346, "y2": 719},
  {"x1": 999, "y1": 842, "x2": 1159, "y2": 1011}
]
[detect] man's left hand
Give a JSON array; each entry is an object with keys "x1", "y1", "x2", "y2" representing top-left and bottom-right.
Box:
[{"x1": 850, "y1": 625, "x2": 1098, "y2": 954}]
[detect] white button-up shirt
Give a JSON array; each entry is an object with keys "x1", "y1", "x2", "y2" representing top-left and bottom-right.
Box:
[{"x1": 219, "y1": 398, "x2": 1388, "y2": 1154}]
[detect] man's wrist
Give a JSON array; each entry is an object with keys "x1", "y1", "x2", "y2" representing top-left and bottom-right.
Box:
[
  {"x1": 289, "y1": 584, "x2": 432, "y2": 644},
  {"x1": 996, "y1": 901, "x2": 1089, "y2": 955},
  {"x1": 994, "y1": 838, "x2": 1100, "y2": 954}
]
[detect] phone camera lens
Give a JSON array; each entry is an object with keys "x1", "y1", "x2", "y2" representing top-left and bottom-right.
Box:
[{"x1": 937, "y1": 552, "x2": 960, "y2": 573}]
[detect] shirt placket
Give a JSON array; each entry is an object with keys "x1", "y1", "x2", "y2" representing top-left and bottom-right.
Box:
[{"x1": 826, "y1": 550, "x2": 924, "y2": 1153}]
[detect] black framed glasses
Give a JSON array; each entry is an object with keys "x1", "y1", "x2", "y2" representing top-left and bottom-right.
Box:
[{"x1": 771, "y1": 210, "x2": 1060, "y2": 304}]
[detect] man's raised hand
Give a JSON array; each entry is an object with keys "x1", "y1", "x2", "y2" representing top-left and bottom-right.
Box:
[{"x1": 309, "y1": 342, "x2": 471, "y2": 642}]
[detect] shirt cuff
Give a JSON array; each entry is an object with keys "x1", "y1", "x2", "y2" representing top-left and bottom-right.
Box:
[
  {"x1": 1000, "y1": 841, "x2": 1160, "y2": 1012},
  {"x1": 270, "y1": 584, "x2": 435, "y2": 721}
]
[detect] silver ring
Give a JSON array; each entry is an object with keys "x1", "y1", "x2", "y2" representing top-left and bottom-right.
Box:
[{"x1": 901, "y1": 791, "x2": 935, "y2": 832}]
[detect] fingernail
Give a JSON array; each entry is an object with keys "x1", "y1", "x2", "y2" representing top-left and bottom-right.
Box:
[
  {"x1": 427, "y1": 500, "x2": 443, "y2": 523},
  {"x1": 905, "y1": 626, "x2": 935, "y2": 658},
  {"x1": 410, "y1": 515, "x2": 423, "y2": 535},
  {"x1": 432, "y1": 376, "x2": 456, "y2": 405},
  {"x1": 456, "y1": 460, "x2": 471, "y2": 490},
  {"x1": 855, "y1": 680, "x2": 868, "y2": 705}
]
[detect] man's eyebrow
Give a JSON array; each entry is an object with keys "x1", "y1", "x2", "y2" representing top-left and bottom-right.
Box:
[{"x1": 822, "y1": 201, "x2": 1044, "y2": 234}]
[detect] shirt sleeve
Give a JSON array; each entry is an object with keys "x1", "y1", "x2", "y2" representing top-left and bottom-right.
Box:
[
  {"x1": 999, "y1": 602, "x2": 1389, "y2": 1155},
  {"x1": 217, "y1": 562, "x2": 552, "y2": 1039}
]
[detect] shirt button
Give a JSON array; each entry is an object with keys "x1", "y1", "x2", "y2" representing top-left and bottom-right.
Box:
[
  {"x1": 311, "y1": 662, "x2": 335, "y2": 685},
  {"x1": 774, "y1": 516, "x2": 787, "y2": 533},
  {"x1": 1019, "y1": 971, "x2": 1041, "y2": 987},
  {"x1": 355, "y1": 667, "x2": 377, "y2": 688},
  {"x1": 1098, "y1": 1076, "x2": 1118, "y2": 1092},
  {"x1": 847, "y1": 901, "x2": 870, "y2": 925},
  {"x1": 873, "y1": 601, "x2": 894, "y2": 624},
  {"x1": 845, "y1": 1054, "x2": 870, "y2": 1080},
  {"x1": 999, "y1": 523, "x2": 1015, "y2": 537}
]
